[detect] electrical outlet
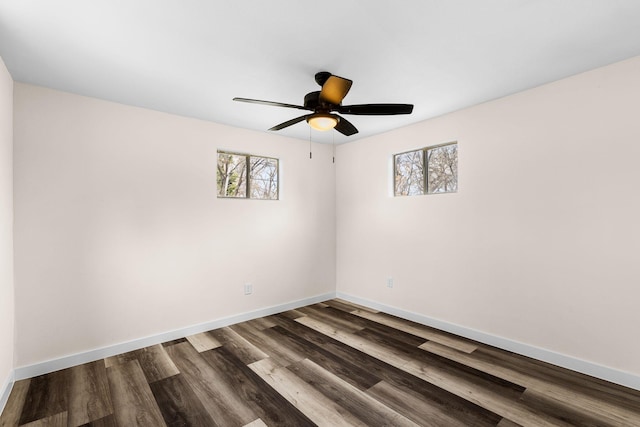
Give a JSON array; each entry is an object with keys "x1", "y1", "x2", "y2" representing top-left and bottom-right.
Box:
[
  {"x1": 244, "y1": 283, "x2": 253, "y2": 295},
  {"x1": 387, "y1": 277, "x2": 394, "y2": 288}
]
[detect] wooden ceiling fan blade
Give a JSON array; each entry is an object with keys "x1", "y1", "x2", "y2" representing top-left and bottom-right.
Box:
[
  {"x1": 334, "y1": 115, "x2": 358, "y2": 136},
  {"x1": 338, "y1": 103, "x2": 414, "y2": 115},
  {"x1": 233, "y1": 97, "x2": 308, "y2": 110},
  {"x1": 319, "y1": 75, "x2": 353, "y2": 105},
  {"x1": 269, "y1": 114, "x2": 310, "y2": 131}
]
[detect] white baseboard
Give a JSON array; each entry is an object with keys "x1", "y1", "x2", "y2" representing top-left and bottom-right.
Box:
[
  {"x1": 0, "y1": 371, "x2": 14, "y2": 417},
  {"x1": 337, "y1": 292, "x2": 640, "y2": 392},
  {"x1": 11, "y1": 290, "x2": 640, "y2": 393},
  {"x1": 14, "y1": 292, "x2": 336, "y2": 381}
]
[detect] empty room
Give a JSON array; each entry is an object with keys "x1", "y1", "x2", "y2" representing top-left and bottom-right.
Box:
[{"x1": 1, "y1": 1, "x2": 640, "y2": 426}]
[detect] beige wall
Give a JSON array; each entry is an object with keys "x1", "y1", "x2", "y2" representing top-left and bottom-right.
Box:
[
  {"x1": 336, "y1": 56, "x2": 640, "y2": 377},
  {"x1": 0, "y1": 57, "x2": 14, "y2": 391},
  {"x1": 10, "y1": 55, "x2": 640, "y2": 383},
  {"x1": 13, "y1": 84, "x2": 336, "y2": 367}
]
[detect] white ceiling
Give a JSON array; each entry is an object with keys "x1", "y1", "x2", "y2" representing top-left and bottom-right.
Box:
[{"x1": 2, "y1": 1, "x2": 640, "y2": 144}]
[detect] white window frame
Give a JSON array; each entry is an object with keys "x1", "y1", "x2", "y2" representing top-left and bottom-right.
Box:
[
  {"x1": 393, "y1": 141, "x2": 458, "y2": 197},
  {"x1": 217, "y1": 150, "x2": 279, "y2": 200}
]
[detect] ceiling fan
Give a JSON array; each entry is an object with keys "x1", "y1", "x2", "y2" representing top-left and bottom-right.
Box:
[{"x1": 233, "y1": 71, "x2": 414, "y2": 136}]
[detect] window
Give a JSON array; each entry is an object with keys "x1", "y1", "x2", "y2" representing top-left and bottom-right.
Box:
[
  {"x1": 394, "y1": 142, "x2": 457, "y2": 196},
  {"x1": 394, "y1": 149, "x2": 424, "y2": 196},
  {"x1": 217, "y1": 151, "x2": 279, "y2": 200},
  {"x1": 249, "y1": 156, "x2": 279, "y2": 199}
]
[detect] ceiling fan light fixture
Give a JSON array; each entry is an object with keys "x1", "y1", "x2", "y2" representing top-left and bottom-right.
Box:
[{"x1": 307, "y1": 113, "x2": 338, "y2": 131}]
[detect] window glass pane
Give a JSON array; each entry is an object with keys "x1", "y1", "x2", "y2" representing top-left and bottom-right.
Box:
[
  {"x1": 394, "y1": 150, "x2": 425, "y2": 196},
  {"x1": 217, "y1": 153, "x2": 247, "y2": 198},
  {"x1": 427, "y1": 143, "x2": 458, "y2": 194},
  {"x1": 249, "y1": 156, "x2": 279, "y2": 200}
]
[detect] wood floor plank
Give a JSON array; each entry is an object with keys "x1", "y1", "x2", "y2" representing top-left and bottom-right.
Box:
[
  {"x1": 296, "y1": 305, "x2": 365, "y2": 334},
  {"x1": 298, "y1": 315, "x2": 516, "y2": 397},
  {"x1": 401, "y1": 357, "x2": 571, "y2": 427},
  {"x1": 186, "y1": 332, "x2": 222, "y2": 352},
  {"x1": 106, "y1": 360, "x2": 167, "y2": 427},
  {"x1": 231, "y1": 321, "x2": 306, "y2": 367},
  {"x1": 245, "y1": 316, "x2": 277, "y2": 330},
  {"x1": 67, "y1": 360, "x2": 113, "y2": 426},
  {"x1": 325, "y1": 298, "x2": 379, "y2": 314},
  {"x1": 249, "y1": 358, "x2": 367, "y2": 427},
  {"x1": 477, "y1": 344, "x2": 640, "y2": 412},
  {"x1": 161, "y1": 338, "x2": 188, "y2": 347},
  {"x1": 78, "y1": 414, "x2": 117, "y2": 427},
  {"x1": 103, "y1": 353, "x2": 128, "y2": 368},
  {"x1": 519, "y1": 389, "x2": 606, "y2": 427},
  {"x1": 356, "y1": 327, "x2": 524, "y2": 395},
  {"x1": 202, "y1": 346, "x2": 316, "y2": 426},
  {"x1": 164, "y1": 341, "x2": 257, "y2": 426},
  {"x1": 421, "y1": 341, "x2": 640, "y2": 426},
  {"x1": 268, "y1": 324, "x2": 381, "y2": 390},
  {"x1": 136, "y1": 344, "x2": 180, "y2": 383},
  {"x1": 297, "y1": 313, "x2": 572, "y2": 427},
  {"x1": 19, "y1": 369, "x2": 69, "y2": 425},
  {"x1": 271, "y1": 314, "x2": 409, "y2": 380},
  {"x1": 276, "y1": 317, "x2": 502, "y2": 425},
  {"x1": 385, "y1": 372, "x2": 504, "y2": 426},
  {"x1": 104, "y1": 350, "x2": 137, "y2": 369},
  {"x1": 208, "y1": 327, "x2": 269, "y2": 365},
  {"x1": 0, "y1": 379, "x2": 30, "y2": 427},
  {"x1": 276, "y1": 311, "x2": 500, "y2": 426},
  {"x1": 276, "y1": 309, "x2": 307, "y2": 320},
  {"x1": 106, "y1": 344, "x2": 179, "y2": 383},
  {"x1": 352, "y1": 309, "x2": 479, "y2": 353},
  {"x1": 497, "y1": 419, "x2": 522, "y2": 427},
  {"x1": 295, "y1": 315, "x2": 409, "y2": 363},
  {"x1": 243, "y1": 419, "x2": 268, "y2": 427},
  {"x1": 322, "y1": 306, "x2": 428, "y2": 348},
  {"x1": 288, "y1": 358, "x2": 419, "y2": 427},
  {"x1": 20, "y1": 411, "x2": 67, "y2": 427},
  {"x1": 149, "y1": 374, "x2": 216, "y2": 427},
  {"x1": 367, "y1": 380, "x2": 484, "y2": 427}
]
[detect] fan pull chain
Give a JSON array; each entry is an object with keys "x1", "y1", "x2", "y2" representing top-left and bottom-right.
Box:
[
  {"x1": 309, "y1": 127, "x2": 312, "y2": 159},
  {"x1": 332, "y1": 131, "x2": 335, "y2": 164}
]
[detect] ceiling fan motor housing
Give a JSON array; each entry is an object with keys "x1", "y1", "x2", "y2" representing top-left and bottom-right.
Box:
[
  {"x1": 304, "y1": 91, "x2": 337, "y2": 112},
  {"x1": 304, "y1": 91, "x2": 322, "y2": 110},
  {"x1": 314, "y1": 71, "x2": 332, "y2": 87}
]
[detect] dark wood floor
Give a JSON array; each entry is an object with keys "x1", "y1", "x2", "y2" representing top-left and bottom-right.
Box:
[{"x1": 2, "y1": 299, "x2": 640, "y2": 426}]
